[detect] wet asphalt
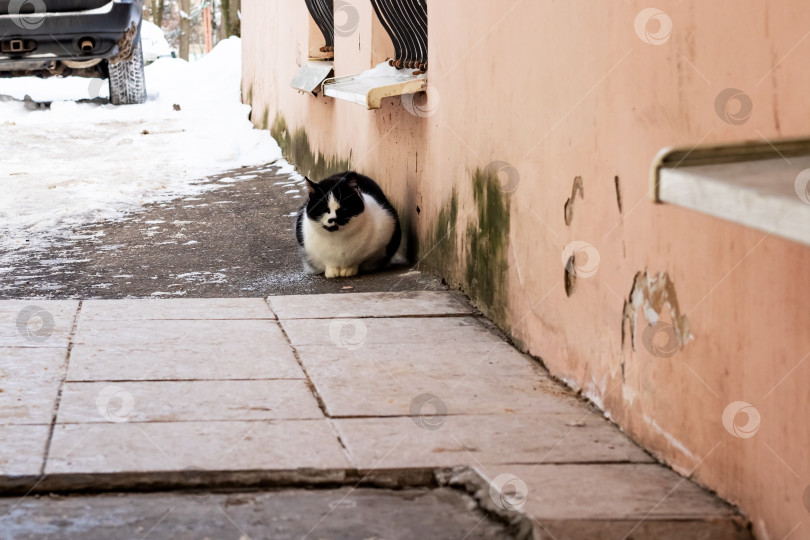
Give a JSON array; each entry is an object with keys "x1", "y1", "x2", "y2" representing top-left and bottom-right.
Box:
[{"x1": 0, "y1": 164, "x2": 444, "y2": 299}]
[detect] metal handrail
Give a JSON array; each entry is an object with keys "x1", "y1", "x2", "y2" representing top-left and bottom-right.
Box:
[
  {"x1": 370, "y1": 0, "x2": 428, "y2": 71},
  {"x1": 305, "y1": 0, "x2": 335, "y2": 53}
]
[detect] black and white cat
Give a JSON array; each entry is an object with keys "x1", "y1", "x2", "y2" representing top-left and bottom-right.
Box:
[{"x1": 296, "y1": 171, "x2": 401, "y2": 278}]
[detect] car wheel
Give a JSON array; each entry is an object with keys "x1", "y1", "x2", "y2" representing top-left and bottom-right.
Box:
[{"x1": 108, "y1": 40, "x2": 147, "y2": 105}]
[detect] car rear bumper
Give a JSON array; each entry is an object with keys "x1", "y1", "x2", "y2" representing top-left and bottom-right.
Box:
[{"x1": 0, "y1": 0, "x2": 143, "y2": 66}]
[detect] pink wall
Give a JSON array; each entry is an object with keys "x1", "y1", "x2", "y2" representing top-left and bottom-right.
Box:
[{"x1": 242, "y1": 1, "x2": 810, "y2": 537}]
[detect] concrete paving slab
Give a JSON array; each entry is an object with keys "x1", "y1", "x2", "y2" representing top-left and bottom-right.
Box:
[
  {"x1": 0, "y1": 379, "x2": 62, "y2": 426},
  {"x1": 0, "y1": 347, "x2": 67, "y2": 424},
  {"x1": 0, "y1": 300, "x2": 78, "y2": 348},
  {"x1": 46, "y1": 420, "x2": 350, "y2": 475},
  {"x1": 0, "y1": 424, "x2": 49, "y2": 476},
  {"x1": 57, "y1": 380, "x2": 323, "y2": 423},
  {"x1": 80, "y1": 298, "x2": 276, "y2": 321},
  {"x1": 0, "y1": 293, "x2": 750, "y2": 537},
  {"x1": 281, "y1": 316, "x2": 501, "y2": 347},
  {"x1": 0, "y1": 487, "x2": 515, "y2": 540},
  {"x1": 74, "y1": 318, "x2": 282, "y2": 346},
  {"x1": 268, "y1": 290, "x2": 473, "y2": 319},
  {"x1": 67, "y1": 343, "x2": 304, "y2": 381},
  {"x1": 67, "y1": 321, "x2": 303, "y2": 381},
  {"x1": 476, "y1": 463, "x2": 749, "y2": 538},
  {"x1": 296, "y1": 342, "x2": 586, "y2": 417},
  {"x1": 334, "y1": 414, "x2": 653, "y2": 469}
]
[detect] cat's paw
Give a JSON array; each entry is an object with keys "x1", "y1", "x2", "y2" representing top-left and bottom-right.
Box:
[
  {"x1": 324, "y1": 266, "x2": 340, "y2": 278},
  {"x1": 338, "y1": 266, "x2": 359, "y2": 277}
]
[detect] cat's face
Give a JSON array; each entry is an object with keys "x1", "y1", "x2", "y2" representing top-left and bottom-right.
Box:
[{"x1": 305, "y1": 176, "x2": 365, "y2": 232}]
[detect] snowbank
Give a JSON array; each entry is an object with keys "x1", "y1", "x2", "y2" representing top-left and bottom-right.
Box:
[{"x1": 0, "y1": 37, "x2": 281, "y2": 255}]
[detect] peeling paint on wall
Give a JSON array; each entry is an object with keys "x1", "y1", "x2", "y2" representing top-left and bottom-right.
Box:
[
  {"x1": 563, "y1": 176, "x2": 584, "y2": 226},
  {"x1": 270, "y1": 114, "x2": 351, "y2": 180},
  {"x1": 622, "y1": 271, "x2": 693, "y2": 351},
  {"x1": 614, "y1": 176, "x2": 623, "y2": 213},
  {"x1": 564, "y1": 255, "x2": 577, "y2": 297}
]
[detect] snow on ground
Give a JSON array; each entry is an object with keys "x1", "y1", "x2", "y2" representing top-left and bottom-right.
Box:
[{"x1": 0, "y1": 37, "x2": 281, "y2": 257}]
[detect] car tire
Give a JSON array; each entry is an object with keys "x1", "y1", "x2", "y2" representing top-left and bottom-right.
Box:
[{"x1": 108, "y1": 40, "x2": 147, "y2": 105}]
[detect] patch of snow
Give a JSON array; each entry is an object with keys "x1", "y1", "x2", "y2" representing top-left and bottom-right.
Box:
[
  {"x1": 273, "y1": 159, "x2": 304, "y2": 181},
  {"x1": 218, "y1": 175, "x2": 257, "y2": 183},
  {"x1": 175, "y1": 271, "x2": 227, "y2": 284},
  {"x1": 39, "y1": 258, "x2": 90, "y2": 264},
  {"x1": 0, "y1": 37, "x2": 280, "y2": 256},
  {"x1": 355, "y1": 61, "x2": 425, "y2": 82},
  {"x1": 34, "y1": 283, "x2": 65, "y2": 291}
]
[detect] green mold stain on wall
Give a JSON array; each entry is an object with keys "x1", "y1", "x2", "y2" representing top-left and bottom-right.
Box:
[
  {"x1": 261, "y1": 106, "x2": 270, "y2": 130},
  {"x1": 245, "y1": 83, "x2": 253, "y2": 107},
  {"x1": 464, "y1": 167, "x2": 510, "y2": 323},
  {"x1": 423, "y1": 168, "x2": 510, "y2": 325},
  {"x1": 424, "y1": 189, "x2": 459, "y2": 277},
  {"x1": 270, "y1": 114, "x2": 351, "y2": 180}
]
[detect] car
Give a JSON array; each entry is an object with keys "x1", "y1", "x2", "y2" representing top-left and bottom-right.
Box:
[
  {"x1": 140, "y1": 19, "x2": 174, "y2": 65},
  {"x1": 0, "y1": 0, "x2": 146, "y2": 105}
]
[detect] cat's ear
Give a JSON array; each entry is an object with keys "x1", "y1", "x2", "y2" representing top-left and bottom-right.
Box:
[
  {"x1": 304, "y1": 177, "x2": 318, "y2": 197},
  {"x1": 346, "y1": 176, "x2": 359, "y2": 193}
]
